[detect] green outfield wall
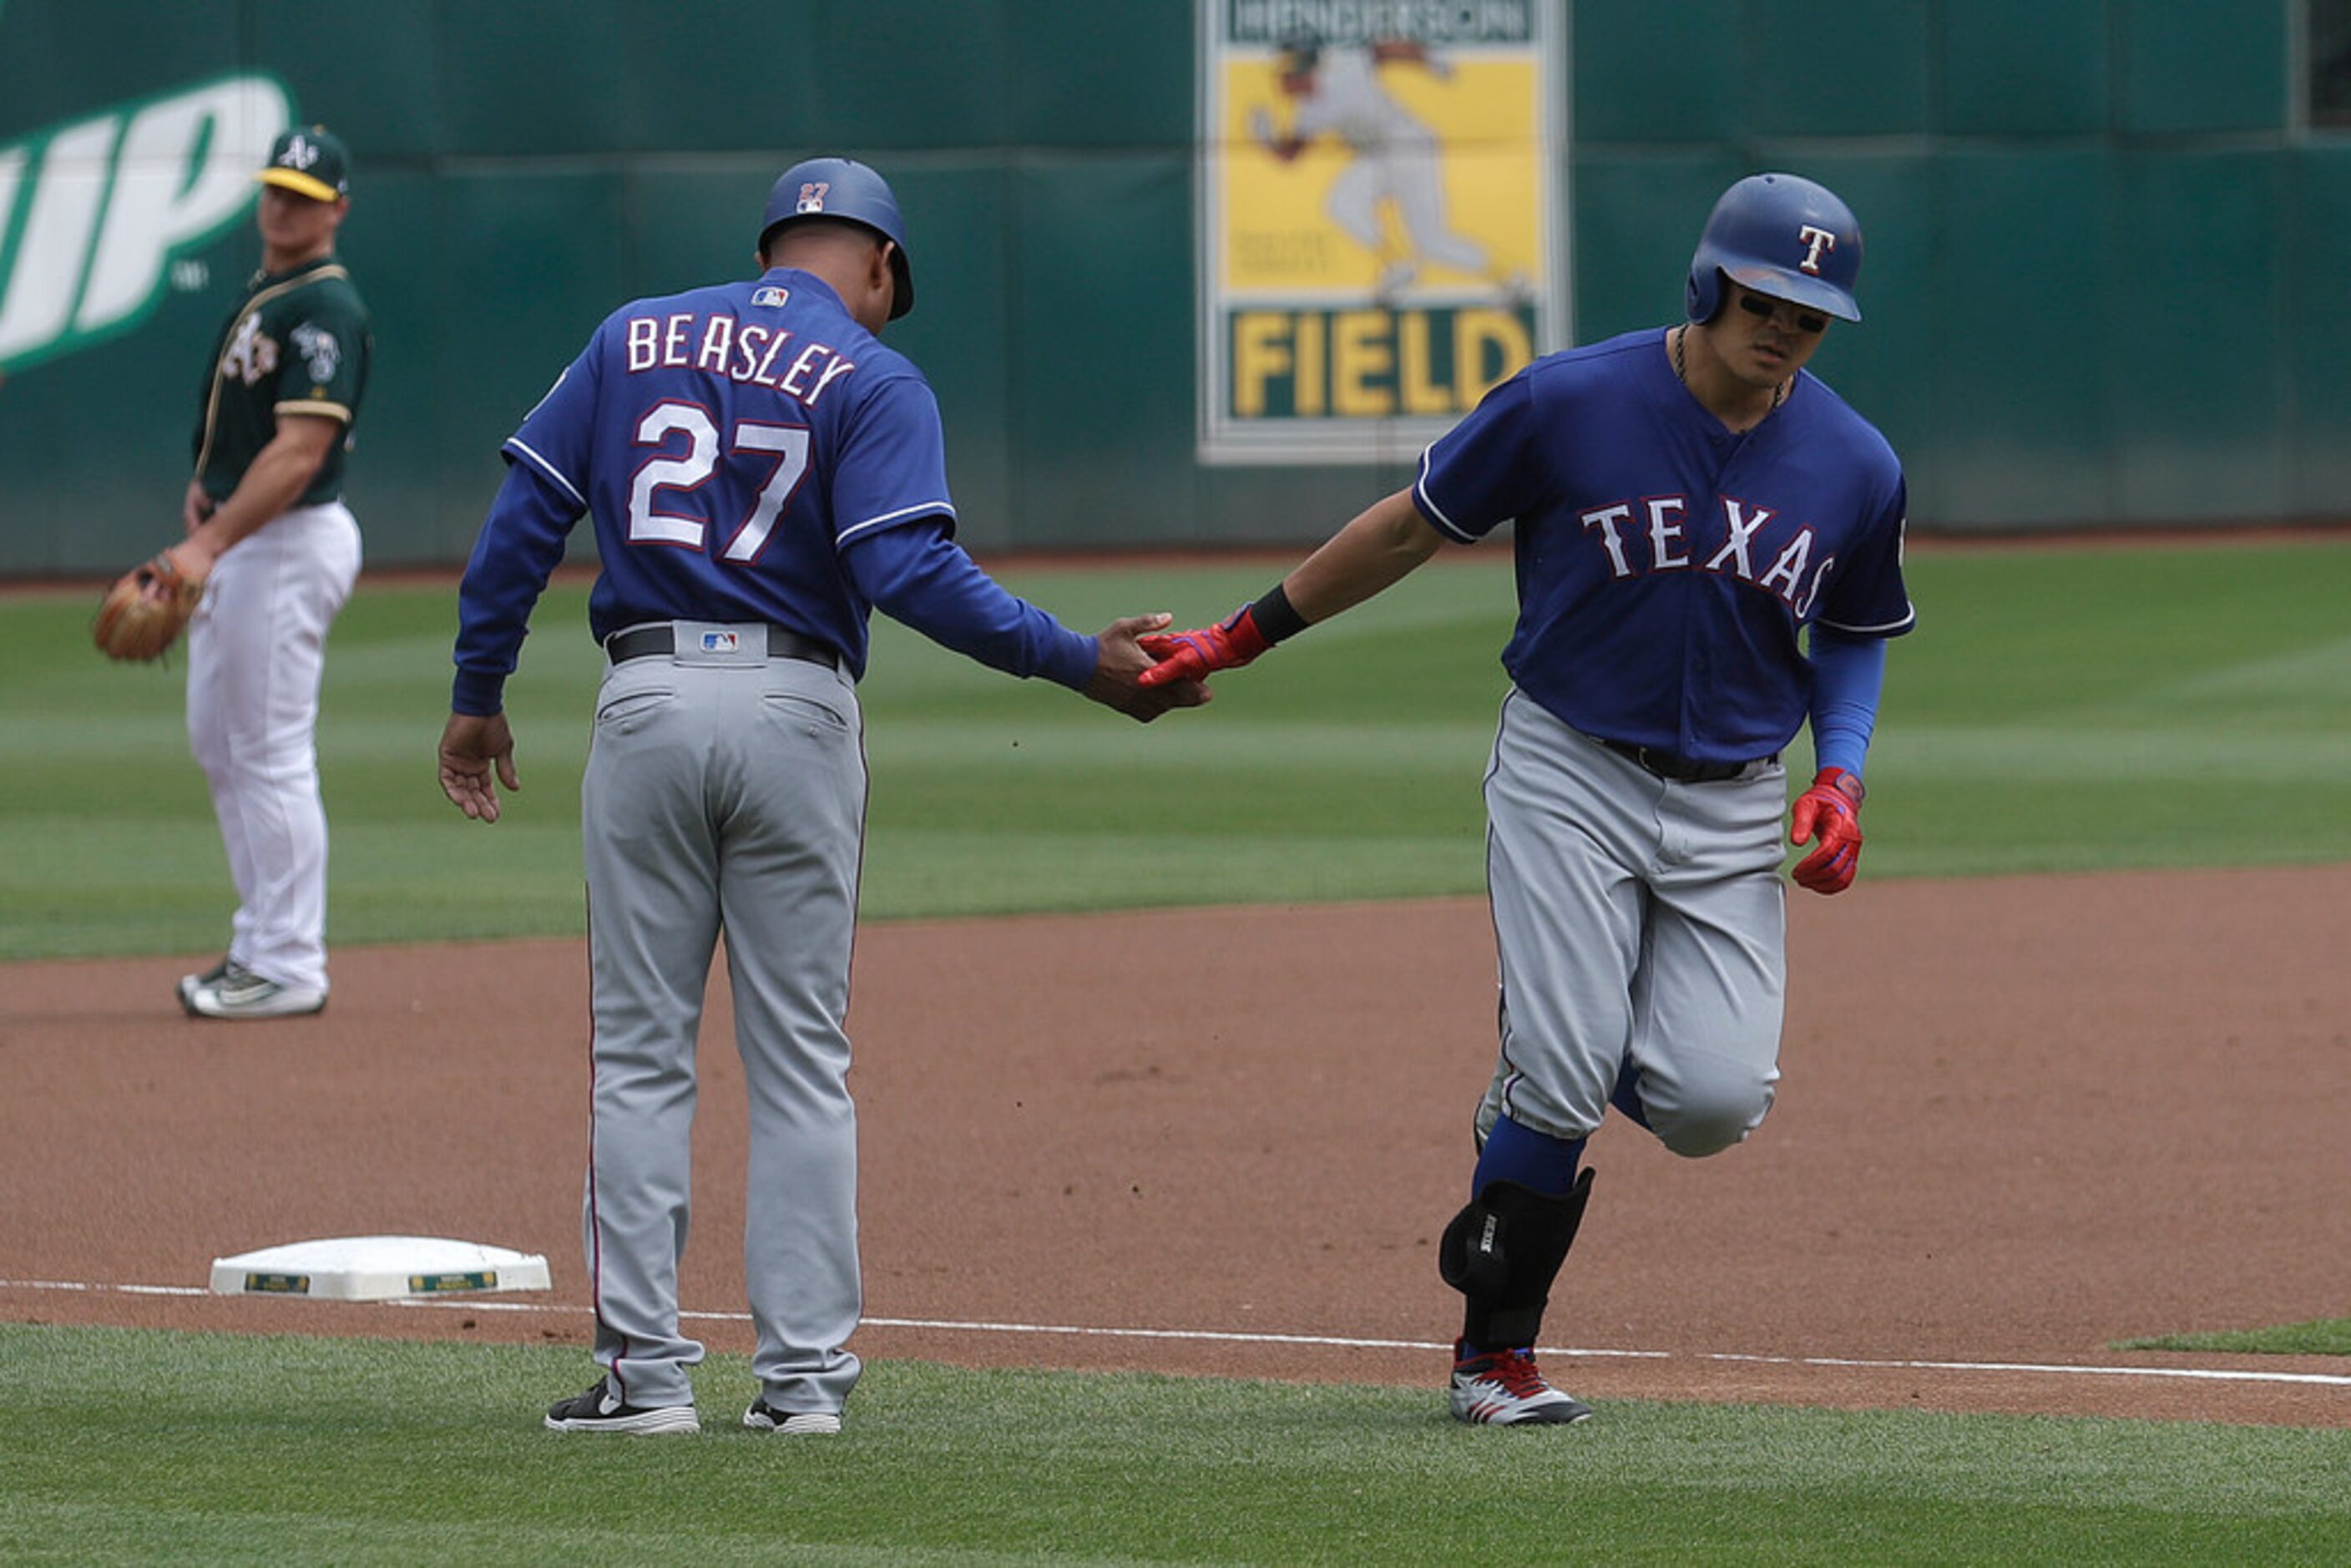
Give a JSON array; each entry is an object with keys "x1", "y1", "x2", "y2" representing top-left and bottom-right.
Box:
[{"x1": 1, "y1": 0, "x2": 2343, "y2": 574}]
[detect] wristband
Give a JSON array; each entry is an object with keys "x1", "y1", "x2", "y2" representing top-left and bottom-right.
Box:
[{"x1": 1246, "y1": 583, "x2": 1309, "y2": 645}]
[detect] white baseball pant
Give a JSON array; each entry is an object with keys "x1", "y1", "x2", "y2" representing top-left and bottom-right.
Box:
[{"x1": 185, "y1": 500, "x2": 362, "y2": 994}]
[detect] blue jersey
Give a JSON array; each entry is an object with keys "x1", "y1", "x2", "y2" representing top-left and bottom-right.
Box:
[
  {"x1": 502, "y1": 267, "x2": 948, "y2": 664},
  {"x1": 1414, "y1": 327, "x2": 1914, "y2": 764},
  {"x1": 454, "y1": 267, "x2": 1095, "y2": 713}
]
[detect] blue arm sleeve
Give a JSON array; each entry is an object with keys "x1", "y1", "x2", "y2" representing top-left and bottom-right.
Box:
[
  {"x1": 1807, "y1": 625, "x2": 1888, "y2": 779},
  {"x1": 451, "y1": 458, "x2": 587, "y2": 715},
  {"x1": 843, "y1": 519, "x2": 1099, "y2": 690}
]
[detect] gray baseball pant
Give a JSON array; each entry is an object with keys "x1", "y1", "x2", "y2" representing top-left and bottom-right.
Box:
[
  {"x1": 578, "y1": 627, "x2": 866, "y2": 1417},
  {"x1": 1476, "y1": 687, "x2": 1787, "y2": 1158}
]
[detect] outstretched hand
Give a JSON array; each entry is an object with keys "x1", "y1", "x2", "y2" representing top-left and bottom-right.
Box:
[
  {"x1": 1087, "y1": 613, "x2": 1212, "y2": 722},
  {"x1": 438, "y1": 711, "x2": 520, "y2": 822},
  {"x1": 1136, "y1": 604, "x2": 1272, "y2": 689},
  {"x1": 1788, "y1": 766, "x2": 1864, "y2": 894}
]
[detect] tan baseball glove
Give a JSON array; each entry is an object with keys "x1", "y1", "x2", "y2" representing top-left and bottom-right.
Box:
[{"x1": 93, "y1": 547, "x2": 208, "y2": 662}]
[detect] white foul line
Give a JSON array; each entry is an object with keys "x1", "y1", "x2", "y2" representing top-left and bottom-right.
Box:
[{"x1": 6, "y1": 1276, "x2": 2349, "y2": 1390}]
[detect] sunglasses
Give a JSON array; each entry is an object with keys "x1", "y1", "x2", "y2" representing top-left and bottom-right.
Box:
[{"x1": 1736, "y1": 291, "x2": 1828, "y2": 336}]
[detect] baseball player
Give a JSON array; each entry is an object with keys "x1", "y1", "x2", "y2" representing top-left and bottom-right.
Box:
[
  {"x1": 436, "y1": 157, "x2": 1206, "y2": 1436},
  {"x1": 1141, "y1": 173, "x2": 1913, "y2": 1424},
  {"x1": 173, "y1": 125, "x2": 370, "y2": 1020},
  {"x1": 1254, "y1": 35, "x2": 1506, "y2": 301}
]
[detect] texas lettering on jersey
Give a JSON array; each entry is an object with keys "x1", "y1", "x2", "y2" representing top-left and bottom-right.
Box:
[
  {"x1": 619, "y1": 300, "x2": 858, "y2": 405},
  {"x1": 1416, "y1": 326, "x2": 1912, "y2": 761},
  {"x1": 1578, "y1": 495, "x2": 1835, "y2": 618}
]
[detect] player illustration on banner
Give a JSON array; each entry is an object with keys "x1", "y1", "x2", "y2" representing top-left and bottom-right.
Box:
[
  {"x1": 1199, "y1": 1, "x2": 1565, "y2": 464},
  {"x1": 1251, "y1": 35, "x2": 1525, "y2": 306}
]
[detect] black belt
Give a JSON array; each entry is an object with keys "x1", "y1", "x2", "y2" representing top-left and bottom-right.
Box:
[
  {"x1": 1600, "y1": 737, "x2": 1774, "y2": 785},
  {"x1": 606, "y1": 623, "x2": 838, "y2": 670}
]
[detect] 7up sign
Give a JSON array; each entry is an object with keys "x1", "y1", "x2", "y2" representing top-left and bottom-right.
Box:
[{"x1": 0, "y1": 74, "x2": 291, "y2": 374}]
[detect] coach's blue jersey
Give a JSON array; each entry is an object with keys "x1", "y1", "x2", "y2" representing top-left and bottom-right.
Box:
[
  {"x1": 1415, "y1": 327, "x2": 1914, "y2": 763},
  {"x1": 500, "y1": 267, "x2": 951, "y2": 669}
]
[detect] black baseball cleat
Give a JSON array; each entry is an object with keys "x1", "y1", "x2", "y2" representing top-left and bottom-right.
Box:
[
  {"x1": 743, "y1": 1398, "x2": 843, "y2": 1435},
  {"x1": 544, "y1": 1378, "x2": 700, "y2": 1435},
  {"x1": 1449, "y1": 1342, "x2": 1595, "y2": 1425}
]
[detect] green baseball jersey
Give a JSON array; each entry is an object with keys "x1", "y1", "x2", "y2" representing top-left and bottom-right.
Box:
[{"x1": 190, "y1": 255, "x2": 371, "y2": 507}]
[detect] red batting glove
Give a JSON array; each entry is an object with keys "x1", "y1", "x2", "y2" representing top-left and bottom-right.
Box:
[
  {"x1": 1788, "y1": 767, "x2": 1866, "y2": 895},
  {"x1": 1136, "y1": 604, "x2": 1272, "y2": 688}
]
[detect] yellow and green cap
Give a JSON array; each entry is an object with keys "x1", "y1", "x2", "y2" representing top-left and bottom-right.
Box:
[{"x1": 255, "y1": 124, "x2": 351, "y2": 203}]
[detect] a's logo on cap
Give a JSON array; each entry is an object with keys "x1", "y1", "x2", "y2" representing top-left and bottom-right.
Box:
[
  {"x1": 1797, "y1": 224, "x2": 1838, "y2": 275},
  {"x1": 279, "y1": 133, "x2": 320, "y2": 171},
  {"x1": 796, "y1": 181, "x2": 830, "y2": 215}
]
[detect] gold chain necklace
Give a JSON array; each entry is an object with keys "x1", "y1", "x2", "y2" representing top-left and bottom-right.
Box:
[{"x1": 1674, "y1": 325, "x2": 1786, "y2": 413}]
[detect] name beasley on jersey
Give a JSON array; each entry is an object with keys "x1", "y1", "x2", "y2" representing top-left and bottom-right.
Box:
[
  {"x1": 622, "y1": 306, "x2": 857, "y2": 404},
  {"x1": 1580, "y1": 495, "x2": 1839, "y2": 618}
]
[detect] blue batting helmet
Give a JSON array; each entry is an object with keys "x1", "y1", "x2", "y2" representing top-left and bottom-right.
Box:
[
  {"x1": 1686, "y1": 172, "x2": 1862, "y2": 325},
  {"x1": 760, "y1": 156, "x2": 914, "y2": 320}
]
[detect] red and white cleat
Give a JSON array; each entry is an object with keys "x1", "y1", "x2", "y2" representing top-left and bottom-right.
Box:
[{"x1": 1449, "y1": 1342, "x2": 1594, "y2": 1425}]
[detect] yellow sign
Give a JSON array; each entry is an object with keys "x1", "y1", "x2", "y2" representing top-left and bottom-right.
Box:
[
  {"x1": 1199, "y1": 3, "x2": 1566, "y2": 463},
  {"x1": 1228, "y1": 307, "x2": 1532, "y2": 418}
]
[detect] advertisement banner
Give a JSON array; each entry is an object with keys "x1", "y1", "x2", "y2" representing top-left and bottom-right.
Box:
[
  {"x1": 0, "y1": 73, "x2": 290, "y2": 378},
  {"x1": 1197, "y1": 0, "x2": 1567, "y2": 464}
]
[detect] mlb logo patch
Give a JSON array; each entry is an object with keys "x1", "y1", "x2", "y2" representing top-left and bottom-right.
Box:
[
  {"x1": 751, "y1": 286, "x2": 790, "y2": 307},
  {"x1": 700, "y1": 631, "x2": 741, "y2": 654}
]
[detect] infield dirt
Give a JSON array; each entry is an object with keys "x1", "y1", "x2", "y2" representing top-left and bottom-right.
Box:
[{"x1": 4, "y1": 865, "x2": 2347, "y2": 1427}]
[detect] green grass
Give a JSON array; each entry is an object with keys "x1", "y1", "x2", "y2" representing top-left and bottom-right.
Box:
[
  {"x1": 1857, "y1": 540, "x2": 2351, "y2": 878},
  {"x1": 2118, "y1": 1318, "x2": 2351, "y2": 1357},
  {"x1": 8, "y1": 543, "x2": 2351, "y2": 1558},
  {"x1": 6, "y1": 1323, "x2": 2350, "y2": 1565},
  {"x1": 4, "y1": 538, "x2": 2348, "y2": 959}
]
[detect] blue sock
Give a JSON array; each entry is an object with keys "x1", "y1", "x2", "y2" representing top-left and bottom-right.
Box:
[{"x1": 1470, "y1": 1114, "x2": 1585, "y2": 1200}]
